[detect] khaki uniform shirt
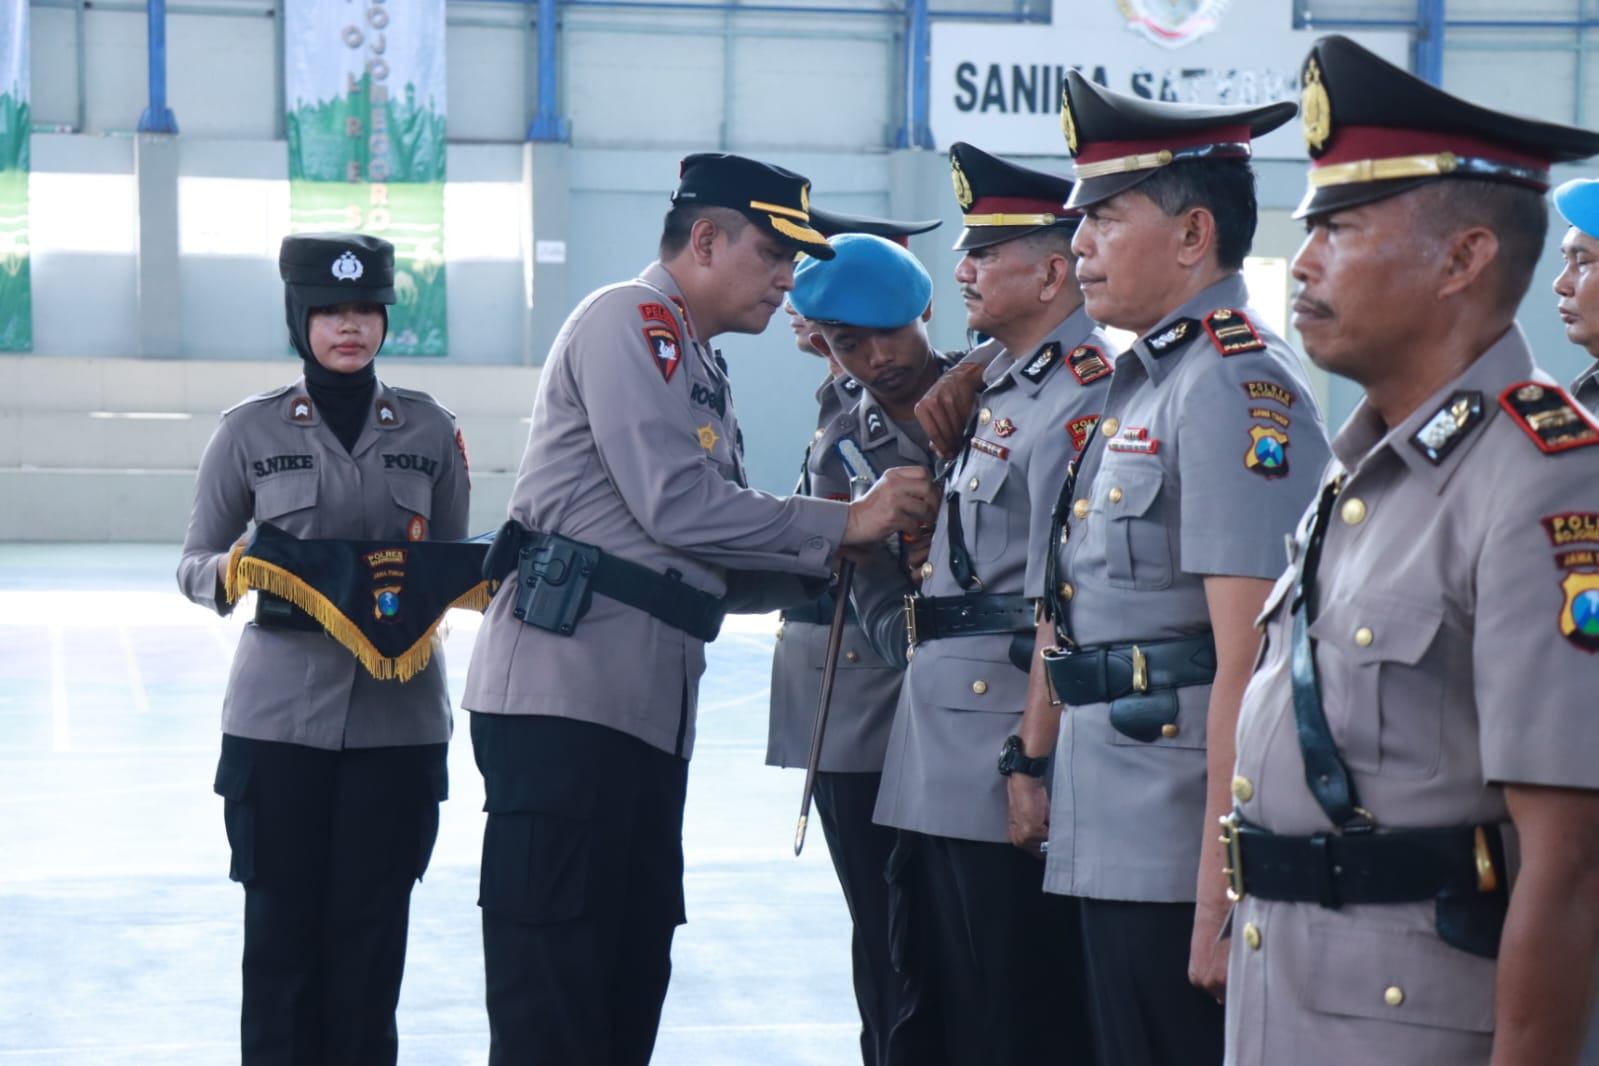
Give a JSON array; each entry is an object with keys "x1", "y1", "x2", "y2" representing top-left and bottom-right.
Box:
[
  {"x1": 463, "y1": 262, "x2": 849, "y2": 758},
  {"x1": 1046, "y1": 275, "x2": 1330, "y2": 901},
  {"x1": 766, "y1": 367, "x2": 944, "y2": 773},
  {"x1": 176, "y1": 378, "x2": 470, "y2": 749},
  {"x1": 872, "y1": 306, "x2": 1113, "y2": 843},
  {"x1": 1226, "y1": 326, "x2": 1599, "y2": 1065}
]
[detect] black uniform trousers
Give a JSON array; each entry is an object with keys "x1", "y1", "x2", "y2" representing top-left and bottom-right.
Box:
[
  {"x1": 213, "y1": 734, "x2": 448, "y2": 1066},
  {"x1": 471, "y1": 712, "x2": 689, "y2": 1066},
  {"x1": 812, "y1": 771, "x2": 936, "y2": 1066},
  {"x1": 1076, "y1": 897, "x2": 1223, "y2": 1066},
  {"x1": 907, "y1": 832, "x2": 1091, "y2": 1066}
]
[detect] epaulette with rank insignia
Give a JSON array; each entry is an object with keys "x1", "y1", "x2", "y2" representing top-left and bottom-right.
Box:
[
  {"x1": 1500, "y1": 382, "x2": 1599, "y2": 454},
  {"x1": 1067, "y1": 344, "x2": 1111, "y2": 384},
  {"x1": 1018, "y1": 341, "x2": 1063, "y2": 384},
  {"x1": 1146, "y1": 318, "x2": 1197, "y2": 358},
  {"x1": 1204, "y1": 309, "x2": 1266, "y2": 355}
]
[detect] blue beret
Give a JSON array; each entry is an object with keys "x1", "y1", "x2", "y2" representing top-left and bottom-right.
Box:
[
  {"x1": 790, "y1": 233, "x2": 933, "y2": 329},
  {"x1": 1555, "y1": 179, "x2": 1599, "y2": 240}
]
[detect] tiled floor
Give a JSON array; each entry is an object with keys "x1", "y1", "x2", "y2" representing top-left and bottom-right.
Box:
[{"x1": 0, "y1": 544, "x2": 861, "y2": 1065}]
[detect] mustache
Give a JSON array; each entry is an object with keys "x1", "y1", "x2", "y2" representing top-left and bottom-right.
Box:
[
  {"x1": 959, "y1": 287, "x2": 981, "y2": 302},
  {"x1": 1292, "y1": 288, "x2": 1335, "y2": 317}
]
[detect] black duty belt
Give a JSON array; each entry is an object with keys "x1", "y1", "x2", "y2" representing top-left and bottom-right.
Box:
[
  {"x1": 254, "y1": 591, "x2": 322, "y2": 632},
  {"x1": 1220, "y1": 818, "x2": 1505, "y2": 910},
  {"x1": 1041, "y1": 632, "x2": 1216, "y2": 706},
  {"x1": 781, "y1": 589, "x2": 858, "y2": 627},
  {"x1": 904, "y1": 592, "x2": 1034, "y2": 647},
  {"x1": 485, "y1": 523, "x2": 726, "y2": 643}
]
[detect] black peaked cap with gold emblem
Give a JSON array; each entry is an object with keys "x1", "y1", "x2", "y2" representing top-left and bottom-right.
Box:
[
  {"x1": 1061, "y1": 71, "x2": 1295, "y2": 210},
  {"x1": 279, "y1": 232, "x2": 397, "y2": 308},
  {"x1": 948, "y1": 142, "x2": 1078, "y2": 251},
  {"x1": 1295, "y1": 35, "x2": 1599, "y2": 218},
  {"x1": 672, "y1": 152, "x2": 834, "y2": 259},
  {"x1": 808, "y1": 205, "x2": 941, "y2": 247}
]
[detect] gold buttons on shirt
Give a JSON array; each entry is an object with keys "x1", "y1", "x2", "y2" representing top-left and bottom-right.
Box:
[
  {"x1": 1242, "y1": 923, "x2": 1261, "y2": 951},
  {"x1": 1341, "y1": 497, "x2": 1367, "y2": 525},
  {"x1": 1058, "y1": 582, "x2": 1074, "y2": 601},
  {"x1": 1231, "y1": 775, "x2": 1254, "y2": 803},
  {"x1": 1161, "y1": 723, "x2": 1179, "y2": 738},
  {"x1": 1108, "y1": 487, "x2": 1124, "y2": 503},
  {"x1": 1102, "y1": 417, "x2": 1121, "y2": 437},
  {"x1": 968, "y1": 476, "x2": 980, "y2": 491},
  {"x1": 1355, "y1": 627, "x2": 1374, "y2": 647},
  {"x1": 1384, "y1": 986, "x2": 1405, "y2": 1007},
  {"x1": 921, "y1": 561, "x2": 934, "y2": 579},
  {"x1": 845, "y1": 650, "x2": 860, "y2": 663},
  {"x1": 978, "y1": 407, "x2": 993, "y2": 425},
  {"x1": 1073, "y1": 499, "x2": 1090, "y2": 519},
  {"x1": 972, "y1": 680, "x2": 989, "y2": 695}
]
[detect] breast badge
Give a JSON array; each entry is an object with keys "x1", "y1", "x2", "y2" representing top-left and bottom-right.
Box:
[
  {"x1": 1245, "y1": 424, "x2": 1290, "y2": 477},
  {"x1": 696, "y1": 422, "x2": 720, "y2": 452}
]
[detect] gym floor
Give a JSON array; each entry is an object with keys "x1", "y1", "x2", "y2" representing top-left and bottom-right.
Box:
[{"x1": 0, "y1": 544, "x2": 860, "y2": 1065}]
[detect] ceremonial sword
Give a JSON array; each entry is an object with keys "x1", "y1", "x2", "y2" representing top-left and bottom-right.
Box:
[{"x1": 794, "y1": 439, "x2": 877, "y2": 856}]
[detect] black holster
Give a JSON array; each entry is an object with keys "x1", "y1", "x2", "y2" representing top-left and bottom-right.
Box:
[{"x1": 511, "y1": 531, "x2": 598, "y2": 637}]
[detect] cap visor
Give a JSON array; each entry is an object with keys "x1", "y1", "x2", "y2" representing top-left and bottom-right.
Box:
[
  {"x1": 767, "y1": 216, "x2": 836, "y2": 259},
  {"x1": 954, "y1": 223, "x2": 1063, "y2": 251},
  {"x1": 292, "y1": 284, "x2": 398, "y2": 308},
  {"x1": 1292, "y1": 175, "x2": 1438, "y2": 220},
  {"x1": 1065, "y1": 169, "x2": 1162, "y2": 211}
]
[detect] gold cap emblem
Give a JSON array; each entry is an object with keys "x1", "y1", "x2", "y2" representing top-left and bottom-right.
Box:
[
  {"x1": 1301, "y1": 57, "x2": 1332, "y2": 154},
  {"x1": 951, "y1": 155, "x2": 974, "y2": 211},
  {"x1": 800, "y1": 182, "x2": 810, "y2": 216},
  {"x1": 1060, "y1": 84, "x2": 1079, "y2": 155}
]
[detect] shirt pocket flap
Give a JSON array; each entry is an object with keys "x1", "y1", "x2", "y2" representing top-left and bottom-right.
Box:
[
  {"x1": 1309, "y1": 597, "x2": 1442, "y2": 667},
  {"x1": 1102, "y1": 465, "x2": 1163, "y2": 518},
  {"x1": 960, "y1": 455, "x2": 1011, "y2": 505},
  {"x1": 387, "y1": 473, "x2": 433, "y2": 518},
  {"x1": 253, "y1": 472, "x2": 319, "y2": 521},
  {"x1": 920, "y1": 650, "x2": 1026, "y2": 711},
  {"x1": 1303, "y1": 917, "x2": 1495, "y2": 1032}
]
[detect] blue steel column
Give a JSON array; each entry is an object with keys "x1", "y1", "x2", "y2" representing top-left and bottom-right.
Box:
[
  {"x1": 1413, "y1": 0, "x2": 1445, "y2": 85},
  {"x1": 528, "y1": 0, "x2": 570, "y2": 141},
  {"x1": 895, "y1": 0, "x2": 932, "y2": 148},
  {"x1": 138, "y1": 0, "x2": 180, "y2": 133}
]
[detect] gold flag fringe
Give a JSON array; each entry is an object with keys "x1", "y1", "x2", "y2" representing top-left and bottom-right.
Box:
[{"x1": 226, "y1": 553, "x2": 496, "y2": 683}]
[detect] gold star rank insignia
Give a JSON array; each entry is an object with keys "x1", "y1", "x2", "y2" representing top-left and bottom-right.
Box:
[{"x1": 696, "y1": 422, "x2": 720, "y2": 452}]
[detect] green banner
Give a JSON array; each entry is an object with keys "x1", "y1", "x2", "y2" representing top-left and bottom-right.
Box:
[
  {"x1": 0, "y1": 0, "x2": 32, "y2": 352},
  {"x1": 285, "y1": 0, "x2": 446, "y2": 355}
]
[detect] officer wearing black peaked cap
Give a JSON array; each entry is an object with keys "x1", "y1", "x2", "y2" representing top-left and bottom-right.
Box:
[
  {"x1": 462, "y1": 152, "x2": 937, "y2": 1066},
  {"x1": 177, "y1": 231, "x2": 472, "y2": 1064},
  {"x1": 1224, "y1": 35, "x2": 1599, "y2": 1066},
  {"x1": 1004, "y1": 72, "x2": 1331, "y2": 1066}
]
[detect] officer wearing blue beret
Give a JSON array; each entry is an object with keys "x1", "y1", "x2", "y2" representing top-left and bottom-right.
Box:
[
  {"x1": 767, "y1": 232, "x2": 952, "y2": 1066},
  {"x1": 1553, "y1": 179, "x2": 1599, "y2": 409}
]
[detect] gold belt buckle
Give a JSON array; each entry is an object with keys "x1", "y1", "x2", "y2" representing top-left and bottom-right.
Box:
[
  {"x1": 1219, "y1": 812, "x2": 1246, "y2": 902},
  {"x1": 904, "y1": 594, "x2": 919, "y2": 652},
  {"x1": 1131, "y1": 644, "x2": 1149, "y2": 693}
]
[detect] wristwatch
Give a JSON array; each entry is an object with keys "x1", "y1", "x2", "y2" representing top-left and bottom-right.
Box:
[{"x1": 997, "y1": 734, "x2": 1049, "y2": 778}]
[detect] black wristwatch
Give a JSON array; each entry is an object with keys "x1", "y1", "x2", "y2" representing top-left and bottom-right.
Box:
[{"x1": 997, "y1": 734, "x2": 1049, "y2": 778}]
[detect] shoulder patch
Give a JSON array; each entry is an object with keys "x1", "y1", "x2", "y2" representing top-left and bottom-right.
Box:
[
  {"x1": 1067, "y1": 344, "x2": 1111, "y2": 384},
  {"x1": 1019, "y1": 341, "x2": 1063, "y2": 384},
  {"x1": 1409, "y1": 390, "x2": 1483, "y2": 465},
  {"x1": 1146, "y1": 318, "x2": 1198, "y2": 357},
  {"x1": 1499, "y1": 382, "x2": 1599, "y2": 454},
  {"x1": 1203, "y1": 309, "x2": 1266, "y2": 355},
  {"x1": 640, "y1": 303, "x2": 684, "y2": 382}
]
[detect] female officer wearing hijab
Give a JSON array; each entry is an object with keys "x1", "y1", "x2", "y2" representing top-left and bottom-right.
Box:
[{"x1": 176, "y1": 233, "x2": 471, "y2": 1064}]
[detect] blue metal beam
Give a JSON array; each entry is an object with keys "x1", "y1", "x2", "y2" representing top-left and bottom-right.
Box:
[
  {"x1": 895, "y1": 0, "x2": 933, "y2": 148},
  {"x1": 138, "y1": 0, "x2": 180, "y2": 133},
  {"x1": 527, "y1": 0, "x2": 571, "y2": 141},
  {"x1": 1412, "y1": 0, "x2": 1446, "y2": 86}
]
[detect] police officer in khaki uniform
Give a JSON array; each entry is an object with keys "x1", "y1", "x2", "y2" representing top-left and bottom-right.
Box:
[
  {"x1": 461, "y1": 154, "x2": 938, "y2": 1066},
  {"x1": 766, "y1": 231, "x2": 949, "y2": 1066},
  {"x1": 1224, "y1": 36, "x2": 1599, "y2": 1065},
  {"x1": 1552, "y1": 179, "x2": 1599, "y2": 409},
  {"x1": 854, "y1": 143, "x2": 1113, "y2": 1066},
  {"x1": 1008, "y1": 79, "x2": 1331, "y2": 1066},
  {"x1": 177, "y1": 233, "x2": 470, "y2": 1064}
]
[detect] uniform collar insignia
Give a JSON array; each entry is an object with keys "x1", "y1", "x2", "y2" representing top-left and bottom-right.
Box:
[
  {"x1": 289, "y1": 395, "x2": 314, "y2": 423},
  {"x1": 1146, "y1": 318, "x2": 1198, "y2": 357},
  {"x1": 864, "y1": 405, "x2": 890, "y2": 442},
  {"x1": 1409, "y1": 390, "x2": 1483, "y2": 465},
  {"x1": 1018, "y1": 341, "x2": 1063, "y2": 384}
]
